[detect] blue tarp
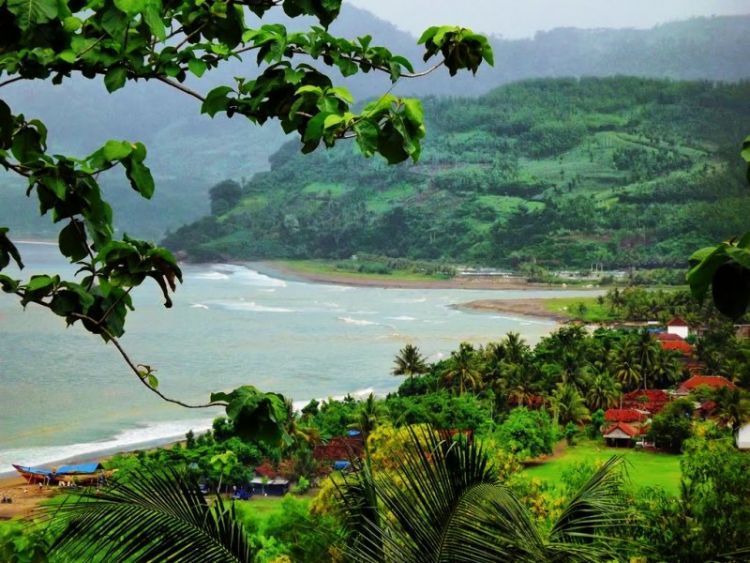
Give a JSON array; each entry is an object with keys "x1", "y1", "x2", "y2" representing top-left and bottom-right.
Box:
[
  {"x1": 55, "y1": 462, "x2": 103, "y2": 475},
  {"x1": 333, "y1": 460, "x2": 351, "y2": 471}
]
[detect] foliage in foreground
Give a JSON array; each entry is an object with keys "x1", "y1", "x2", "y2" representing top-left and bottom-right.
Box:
[{"x1": 336, "y1": 428, "x2": 632, "y2": 562}]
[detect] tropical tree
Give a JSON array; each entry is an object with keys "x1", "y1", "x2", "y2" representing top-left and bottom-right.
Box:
[
  {"x1": 440, "y1": 342, "x2": 481, "y2": 395},
  {"x1": 391, "y1": 344, "x2": 428, "y2": 378},
  {"x1": 551, "y1": 383, "x2": 590, "y2": 426},
  {"x1": 50, "y1": 469, "x2": 254, "y2": 562},
  {"x1": 337, "y1": 428, "x2": 632, "y2": 562},
  {"x1": 352, "y1": 393, "x2": 388, "y2": 451},
  {"x1": 609, "y1": 340, "x2": 642, "y2": 392},
  {"x1": 634, "y1": 329, "x2": 661, "y2": 390},
  {"x1": 712, "y1": 387, "x2": 750, "y2": 433},
  {"x1": 586, "y1": 372, "x2": 621, "y2": 411},
  {"x1": 0, "y1": 0, "x2": 492, "y2": 431}
]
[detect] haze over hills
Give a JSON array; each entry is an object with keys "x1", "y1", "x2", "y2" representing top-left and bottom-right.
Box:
[{"x1": 1, "y1": 7, "x2": 749, "y2": 239}]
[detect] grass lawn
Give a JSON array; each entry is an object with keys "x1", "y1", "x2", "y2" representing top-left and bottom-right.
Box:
[
  {"x1": 524, "y1": 440, "x2": 682, "y2": 495},
  {"x1": 541, "y1": 296, "x2": 617, "y2": 323},
  {"x1": 278, "y1": 259, "x2": 451, "y2": 282}
]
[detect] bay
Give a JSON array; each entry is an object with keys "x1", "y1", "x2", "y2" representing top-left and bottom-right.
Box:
[{"x1": 0, "y1": 243, "x2": 596, "y2": 472}]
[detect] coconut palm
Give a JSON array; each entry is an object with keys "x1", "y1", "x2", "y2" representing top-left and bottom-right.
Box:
[
  {"x1": 551, "y1": 383, "x2": 591, "y2": 426},
  {"x1": 337, "y1": 428, "x2": 632, "y2": 562},
  {"x1": 391, "y1": 344, "x2": 428, "y2": 378},
  {"x1": 586, "y1": 372, "x2": 621, "y2": 411},
  {"x1": 609, "y1": 340, "x2": 642, "y2": 392},
  {"x1": 49, "y1": 468, "x2": 253, "y2": 562},
  {"x1": 440, "y1": 342, "x2": 481, "y2": 395},
  {"x1": 713, "y1": 387, "x2": 750, "y2": 433},
  {"x1": 352, "y1": 393, "x2": 388, "y2": 450},
  {"x1": 634, "y1": 330, "x2": 661, "y2": 390}
]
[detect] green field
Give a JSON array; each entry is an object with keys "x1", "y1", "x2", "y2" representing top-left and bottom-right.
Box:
[
  {"x1": 541, "y1": 296, "x2": 616, "y2": 322},
  {"x1": 277, "y1": 260, "x2": 451, "y2": 282},
  {"x1": 524, "y1": 441, "x2": 682, "y2": 494}
]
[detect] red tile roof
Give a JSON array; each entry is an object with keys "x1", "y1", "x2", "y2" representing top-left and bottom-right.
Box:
[
  {"x1": 676, "y1": 375, "x2": 736, "y2": 394},
  {"x1": 656, "y1": 333, "x2": 684, "y2": 341},
  {"x1": 667, "y1": 317, "x2": 689, "y2": 327},
  {"x1": 603, "y1": 422, "x2": 641, "y2": 438},
  {"x1": 604, "y1": 408, "x2": 649, "y2": 423},
  {"x1": 622, "y1": 389, "x2": 671, "y2": 414},
  {"x1": 660, "y1": 340, "x2": 693, "y2": 355}
]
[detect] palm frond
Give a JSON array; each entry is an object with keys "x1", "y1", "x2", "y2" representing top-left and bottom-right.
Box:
[{"x1": 47, "y1": 467, "x2": 253, "y2": 563}]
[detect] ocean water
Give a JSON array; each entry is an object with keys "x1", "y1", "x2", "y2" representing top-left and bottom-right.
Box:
[{"x1": 0, "y1": 243, "x2": 596, "y2": 473}]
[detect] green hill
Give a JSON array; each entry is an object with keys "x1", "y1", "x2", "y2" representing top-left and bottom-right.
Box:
[
  {"x1": 1, "y1": 11, "x2": 750, "y2": 239},
  {"x1": 164, "y1": 77, "x2": 750, "y2": 269}
]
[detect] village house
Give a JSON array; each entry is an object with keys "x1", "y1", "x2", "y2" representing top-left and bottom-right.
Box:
[
  {"x1": 602, "y1": 408, "x2": 650, "y2": 447},
  {"x1": 666, "y1": 317, "x2": 690, "y2": 339},
  {"x1": 674, "y1": 375, "x2": 736, "y2": 397}
]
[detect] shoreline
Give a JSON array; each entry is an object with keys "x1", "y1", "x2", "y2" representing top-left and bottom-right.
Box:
[
  {"x1": 455, "y1": 298, "x2": 573, "y2": 321},
  {"x1": 254, "y1": 260, "x2": 586, "y2": 291}
]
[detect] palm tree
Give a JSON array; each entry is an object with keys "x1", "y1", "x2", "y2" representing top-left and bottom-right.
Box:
[
  {"x1": 440, "y1": 342, "x2": 481, "y2": 395},
  {"x1": 503, "y1": 332, "x2": 529, "y2": 365},
  {"x1": 713, "y1": 387, "x2": 750, "y2": 433},
  {"x1": 49, "y1": 468, "x2": 253, "y2": 562},
  {"x1": 337, "y1": 428, "x2": 632, "y2": 562},
  {"x1": 353, "y1": 393, "x2": 387, "y2": 451},
  {"x1": 634, "y1": 330, "x2": 661, "y2": 390},
  {"x1": 586, "y1": 372, "x2": 621, "y2": 411},
  {"x1": 551, "y1": 383, "x2": 591, "y2": 426},
  {"x1": 392, "y1": 344, "x2": 428, "y2": 378},
  {"x1": 609, "y1": 340, "x2": 642, "y2": 392}
]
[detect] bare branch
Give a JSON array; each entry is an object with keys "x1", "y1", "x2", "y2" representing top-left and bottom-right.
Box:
[
  {"x1": 154, "y1": 76, "x2": 206, "y2": 102},
  {"x1": 0, "y1": 76, "x2": 25, "y2": 89}
]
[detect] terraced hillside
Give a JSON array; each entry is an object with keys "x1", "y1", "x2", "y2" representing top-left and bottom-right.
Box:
[{"x1": 165, "y1": 77, "x2": 750, "y2": 269}]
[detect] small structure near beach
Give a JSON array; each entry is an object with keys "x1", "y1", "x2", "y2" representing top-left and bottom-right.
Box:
[
  {"x1": 666, "y1": 317, "x2": 690, "y2": 339},
  {"x1": 737, "y1": 423, "x2": 750, "y2": 450}
]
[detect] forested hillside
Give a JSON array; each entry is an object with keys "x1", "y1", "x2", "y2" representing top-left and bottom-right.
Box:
[
  {"x1": 2, "y1": 10, "x2": 749, "y2": 239},
  {"x1": 165, "y1": 77, "x2": 750, "y2": 269}
]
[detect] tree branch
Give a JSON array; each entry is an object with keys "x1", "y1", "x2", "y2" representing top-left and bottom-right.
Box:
[
  {"x1": 154, "y1": 76, "x2": 206, "y2": 102},
  {"x1": 0, "y1": 76, "x2": 25, "y2": 89}
]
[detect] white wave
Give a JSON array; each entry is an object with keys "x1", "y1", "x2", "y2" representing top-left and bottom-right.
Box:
[
  {"x1": 213, "y1": 300, "x2": 294, "y2": 313},
  {"x1": 192, "y1": 272, "x2": 230, "y2": 281},
  {"x1": 233, "y1": 269, "x2": 287, "y2": 288},
  {"x1": 290, "y1": 387, "x2": 377, "y2": 413},
  {"x1": 0, "y1": 418, "x2": 214, "y2": 474},
  {"x1": 259, "y1": 289, "x2": 277, "y2": 293},
  {"x1": 337, "y1": 316, "x2": 377, "y2": 326},
  {"x1": 387, "y1": 315, "x2": 416, "y2": 321},
  {"x1": 190, "y1": 303, "x2": 209, "y2": 309},
  {"x1": 393, "y1": 297, "x2": 427, "y2": 303}
]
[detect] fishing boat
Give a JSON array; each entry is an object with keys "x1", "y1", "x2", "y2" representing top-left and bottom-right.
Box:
[{"x1": 11, "y1": 464, "x2": 56, "y2": 484}]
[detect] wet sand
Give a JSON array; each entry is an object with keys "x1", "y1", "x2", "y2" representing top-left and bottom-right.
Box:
[{"x1": 456, "y1": 298, "x2": 571, "y2": 321}]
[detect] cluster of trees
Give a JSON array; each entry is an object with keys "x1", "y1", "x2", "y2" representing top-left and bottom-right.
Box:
[{"x1": 166, "y1": 77, "x2": 750, "y2": 270}]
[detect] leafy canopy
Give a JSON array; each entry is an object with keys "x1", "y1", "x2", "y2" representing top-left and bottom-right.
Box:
[{"x1": 0, "y1": 0, "x2": 492, "y2": 433}]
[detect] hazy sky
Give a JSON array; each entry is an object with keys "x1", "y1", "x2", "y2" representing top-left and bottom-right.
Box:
[{"x1": 347, "y1": 0, "x2": 750, "y2": 38}]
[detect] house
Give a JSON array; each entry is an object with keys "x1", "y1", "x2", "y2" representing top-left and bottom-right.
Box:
[
  {"x1": 622, "y1": 389, "x2": 671, "y2": 414},
  {"x1": 249, "y1": 476, "x2": 289, "y2": 496},
  {"x1": 674, "y1": 375, "x2": 736, "y2": 397},
  {"x1": 666, "y1": 317, "x2": 690, "y2": 339},
  {"x1": 737, "y1": 423, "x2": 750, "y2": 450},
  {"x1": 602, "y1": 422, "x2": 642, "y2": 447},
  {"x1": 659, "y1": 339, "x2": 694, "y2": 356},
  {"x1": 604, "y1": 408, "x2": 649, "y2": 424}
]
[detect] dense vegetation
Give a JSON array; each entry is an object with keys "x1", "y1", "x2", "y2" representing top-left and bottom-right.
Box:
[
  {"x1": 4, "y1": 318, "x2": 749, "y2": 561},
  {"x1": 166, "y1": 77, "x2": 750, "y2": 269},
  {"x1": 2, "y1": 13, "x2": 749, "y2": 239}
]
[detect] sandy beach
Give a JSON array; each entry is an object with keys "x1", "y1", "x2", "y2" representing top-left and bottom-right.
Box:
[
  {"x1": 455, "y1": 298, "x2": 571, "y2": 321},
  {"x1": 257, "y1": 261, "x2": 559, "y2": 291},
  {"x1": 0, "y1": 475, "x2": 56, "y2": 520}
]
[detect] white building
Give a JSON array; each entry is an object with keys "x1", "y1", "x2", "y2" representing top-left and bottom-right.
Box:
[
  {"x1": 666, "y1": 317, "x2": 690, "y2": 339},
  {"x1": 737, "y1": 423, "x2": 750, "y2": 450}
]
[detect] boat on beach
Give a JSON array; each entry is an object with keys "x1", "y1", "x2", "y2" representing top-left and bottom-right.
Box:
[{"x1": 12, "y1": 462, "x2": 108, "y2": 485}]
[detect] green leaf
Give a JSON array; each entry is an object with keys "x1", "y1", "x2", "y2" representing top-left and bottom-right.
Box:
[
  {"x1": 142, "y1": 6, "x2": 165, "y2": 40},
  {"x1": 102, "y1": 140, "x2": 133, "y2": 161},
  {"x1": 402, "y1": 98, "x2": 424, "y2": 125},
  {"x1": 26, "y1": 274, "x2": 55, "y2": 292},
  {"x1": 210, "y1": 385, "x2": 288, "y2": 443},
  {"x1": 6, "y1": 0, "x2": 58, "y2": 29},
  {"x1": 104, "y1": 67, "x2": 128, "y2": 93},
  {"x1": 113, "y1": 0, "x2": 145, "y2": 15},
  {"x1": 0, "y1": 228, "x2": 24, "y2": 271},
  {"x1": 187, "y1": 58, "x2": 207, "y2": 78},
  {"x1": 123, "y1": 157, "x2": 155, "y2": 199},
  {"x1": 201, "y1": 86, "x2": 233, "y2": 117},
  {"x1": 58, "y1": 220, "x2": 89, "y2": 262},
  {"x1": 62, "y1": 16, "x2": 82, "y2": 32}
]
